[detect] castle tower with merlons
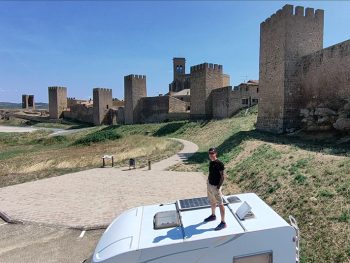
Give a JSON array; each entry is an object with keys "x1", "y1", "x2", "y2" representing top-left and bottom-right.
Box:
[
  {"x1": 93, "y1": 88, "x2": 113, "y2": 125},
  {"x1": 48, "y1": 87, "x2": 67, "y2": 119},
  {"x1": 124, "y1": 74, "x2": 147, "y2": 124},
  {"x1": 256, "y1": 4, "x2": 324, "y2": 133},
  {"x1": 190, "y1": 63, "x2": 228, "y2": 119}
]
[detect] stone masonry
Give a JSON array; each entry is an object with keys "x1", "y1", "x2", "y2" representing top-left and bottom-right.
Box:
[
  {"x1": 257, "y1": 5, "x2": 324, "y2": 133},
  {"x1": 124, "y1": 74, "x2": 147, "y2": 124},
  {"x1": 48, "y1": 87, "x2": 67, "y2": 119},
  {"x1": 93, "y1": 88, "x2": 113, "y2": 125},
  {"x1": 169, "y1": 57, "x2": 191, "y2": 93},
  {"x1": 190, "y1": 63, "x2": 229, "y2": 119},
  {"x1": 212, "y1": 80, "x2": 259, "y2": 119},
  {"x1": 22, "y1": 94, "x2": 35, "y2": 110},
  {"x1": 257, "y1": 4, "x2": 350, "y2": 133}
]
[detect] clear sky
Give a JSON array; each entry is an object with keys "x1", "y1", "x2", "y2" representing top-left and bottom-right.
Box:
[{"x1": 0, "y1": 1, "x2": 349, "y2": 103}]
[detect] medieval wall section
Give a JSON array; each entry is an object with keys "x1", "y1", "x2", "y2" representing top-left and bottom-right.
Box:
[
  {"x1": 63, "y1": 104, "x2": 94, "y2": 124},
  {"x1": 124, "y1": 74, "x2": 146, "y2": 124},
  {"x1": 139, "y1": 96, "x2": 170, "y2": 123},
  {"x1": 48, "y1": 87, "x2": 67, "y2": 119},
  {"x1": 190, "y1": 63, "x2": 224, "y2": 119},
  {"x1": 212, "y1": 86, "x2": 231, "y2": 119},
  {"x1": 298, "y1": 40, "x2": 350, "y2": 108},
  {"x1": 256, "y1": 4, "x2": 324, "y2": 133},
  {"x1": 93, "y1": 88, "x2": 113, "y2": 125}
]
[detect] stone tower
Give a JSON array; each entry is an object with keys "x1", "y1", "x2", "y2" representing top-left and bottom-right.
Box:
[
  {"x1": 256, "y1": 4, "x2": 324, "y2": 133},
  {"x1": 124, "y1": 75, "x2": 147, "y2": 124},
  {"x1": 190, "y1": 63, "x2": 224, "y2": 119},
  {"x1": 48, "y1": 87, "x2": 67, "y2": 119},
  {"x1": 170, "y1": 57, "x2": 190, "y2": 93},
  {"x1": 93, "y1": 88, "x2": 113, "y2": 125},
  {"x1": 173, "y1": 58, "x2": 186, "y2": 82},
  {"x1": 22, "y1": 94, "x2": 35, "y2": 110}
]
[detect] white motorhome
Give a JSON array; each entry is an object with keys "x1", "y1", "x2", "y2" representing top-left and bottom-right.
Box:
[{"x1": 84, "y1": 193, "x2": 300, "y2": 263}]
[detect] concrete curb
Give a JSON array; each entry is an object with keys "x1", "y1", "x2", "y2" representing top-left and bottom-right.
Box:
[{"x1": 0, "y1": 210, "x2": 23, "y2": 224}]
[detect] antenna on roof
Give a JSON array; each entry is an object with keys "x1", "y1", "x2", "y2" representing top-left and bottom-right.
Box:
[{"x1": 240, "y1": 75, "x2": 248, "y2": 83}]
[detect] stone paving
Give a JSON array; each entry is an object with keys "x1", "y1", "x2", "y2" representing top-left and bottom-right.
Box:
[{"x1": 0, "y1": 138, "x2": 206, "y2": 229}]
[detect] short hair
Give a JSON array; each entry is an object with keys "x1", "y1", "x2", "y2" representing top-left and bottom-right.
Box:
[{"x1": 208, "y1": 147, "x2": 217, "y2": 153}]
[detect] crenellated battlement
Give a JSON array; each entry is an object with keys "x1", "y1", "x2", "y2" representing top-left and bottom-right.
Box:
[
  {"x1": 124, "y1": 74, "x2": 146, "y2": 80},
  {"x1": 190, "y1": 63, "x2": 223, "y2": 73},
  {"x1": 261, "y1": 4, "x2": 324, "y2": 28},
  {"x1": 48, "y1": 86, "x2": 67, "y2": 90},
  {"x1": 93, "y1": 88, "x2": 112, "y2": 93}
]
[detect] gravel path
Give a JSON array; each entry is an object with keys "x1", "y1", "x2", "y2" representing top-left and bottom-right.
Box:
[{"x1": 0, "y1": 139, "x2": 206, "y2": 229}]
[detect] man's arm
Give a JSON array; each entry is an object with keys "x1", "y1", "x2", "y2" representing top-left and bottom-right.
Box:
[{"x1": 217, "y1": 170, "x2": 225, "y2": 189}]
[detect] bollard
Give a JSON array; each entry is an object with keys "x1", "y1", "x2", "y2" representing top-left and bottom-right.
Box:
[{"x1": 148, "y1": 160, "x2": 151, "y2": 170}]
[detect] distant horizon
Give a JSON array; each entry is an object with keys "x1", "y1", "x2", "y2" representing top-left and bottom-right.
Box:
[{"x1": 1, "y1": 1, "x2": 350, "y2": 103}]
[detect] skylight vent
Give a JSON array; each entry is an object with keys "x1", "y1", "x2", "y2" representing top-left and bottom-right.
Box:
[{"x1": 153, "y1": 211, "x2": 180, "y2": 229}]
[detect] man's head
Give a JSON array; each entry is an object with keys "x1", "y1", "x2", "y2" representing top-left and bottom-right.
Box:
[{"x1": 208, "y1": 147, "x2": 218, "y2": 161}]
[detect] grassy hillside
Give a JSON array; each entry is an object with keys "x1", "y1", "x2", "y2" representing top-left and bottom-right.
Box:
[
  {"x1": 101, "y1": 106, "x2": 349, "y2": 263},
  {"x1": 0, "y1": 106, "x2": 349, "y2": 262},
  {"x1": 0, "y1": 127, "x2": 182, "y2": 188}
]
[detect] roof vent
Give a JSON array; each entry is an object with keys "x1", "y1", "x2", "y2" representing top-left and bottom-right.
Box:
[
  {"x1": 236, "y1": 201, "x2": 255, "y2": 220},
  {"x1": 153, "y1": 211, "x2": 180, "y2": 229},
  {"x1": 227, "y1": 196, "x2": 242, "y2": 204}
]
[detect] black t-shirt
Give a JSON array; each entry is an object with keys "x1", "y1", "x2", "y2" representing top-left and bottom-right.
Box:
[{"x1": 208, "y1": 159, "x2": 225, "y2": 186}]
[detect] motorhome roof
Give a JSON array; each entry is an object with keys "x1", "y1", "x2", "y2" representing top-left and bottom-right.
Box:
[
  {"x1": 94, "y1": 193, "x2": 291, "y2": 261},
  {"x1": 140, "y1": 193, "x2": 289, "y2": 249}
]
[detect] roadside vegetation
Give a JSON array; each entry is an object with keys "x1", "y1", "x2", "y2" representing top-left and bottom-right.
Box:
[
  {"x1": 1, "y1": 106, "x2": 349, "y2": 262},
  {"x1": 0, "y1": 126, "x2": 182, "y2": 188}
]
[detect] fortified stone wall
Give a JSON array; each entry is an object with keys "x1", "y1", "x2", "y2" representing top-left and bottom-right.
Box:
[
  {"x1": 212, "y1": 83, "x2": 259, "y2": 119},
  {"x1": 298, "y1": 40, "x2": 350, "y2": 108},
  {"x1": 212, "y1": 86, "x2": 231, "y2": 119},
  {"x1": 93, "y1": 88, "x2": 113, "y2": 125},
  {"x1": 138, "y1": 96, "x2": 170, "y2": 123},
  {"x1": 48, "y1": 87, "x2": 67, "y2": 119},
  {"x1": 124, "y1": 74, "x2": 147, "y2": 124},
  {"x1": 190, "y1": 63, "x2": 225, "y2": 119},
  {"x1": 63, "y1": 104, "x2": 94, "y2": 124},
  {"x1": 169, "y1": 96, "x2": 187, "y2": 113},
  {"x1": 67, "y1": 98, "x2": 92, "y2": 108},
  {"x1": 112, "y1": 98, "x2": 124, "y2": 108},
  {"x1": 137, "y1": 96, "x2": 188, "y2": 123},
  {"x1": 117, "y1": 107, "x2": 125, "y2": 124},
  {"x1": 256, "y1": 4, "x2": 324, "y2": 133}
]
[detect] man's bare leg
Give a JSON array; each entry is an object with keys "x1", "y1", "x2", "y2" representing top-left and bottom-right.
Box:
[
  {"x1": 219, "y1": 204, "x2": 225, "y2": 223},
  {"x1": 211, "y1": 202, "x2": 216, "y2": 216}
]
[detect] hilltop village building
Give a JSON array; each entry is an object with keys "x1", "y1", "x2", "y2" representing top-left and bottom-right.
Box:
[
  {"x1": 257, "y1": 4, "x2": 350, "y2": 133},
  {"x1": 47, "y1": 58, "x2": 259, "y2": 125}
]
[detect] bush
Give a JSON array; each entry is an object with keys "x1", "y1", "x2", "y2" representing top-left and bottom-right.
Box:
[{"x1": 73, "y1": 129, "x2": 122, "y2": 146}]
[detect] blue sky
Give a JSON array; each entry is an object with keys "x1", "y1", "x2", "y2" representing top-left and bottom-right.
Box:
[{"x1": 0, "y1": 1, "x2": 349, "y2": 103}]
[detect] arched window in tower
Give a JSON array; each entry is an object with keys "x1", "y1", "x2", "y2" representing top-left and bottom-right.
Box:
[
  {"x1": 176, "y1": 65, "x2": 181, "y2": 73},
  {"x1": 179, "y1": 65, "x2": 183, "y2": 73}
]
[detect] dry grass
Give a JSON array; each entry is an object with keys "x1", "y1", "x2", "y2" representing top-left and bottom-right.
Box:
[{"x1": 0, "y1": 130, "x2": 182, "y2": 188}]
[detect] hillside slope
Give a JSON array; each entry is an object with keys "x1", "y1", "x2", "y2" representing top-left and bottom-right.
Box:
[{"x1": 108, "y1": 106, "x2": 349, "y2": 263}]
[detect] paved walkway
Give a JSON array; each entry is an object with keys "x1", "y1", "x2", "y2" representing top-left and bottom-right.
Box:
[
  {"x1": 0, "y1": 139, "x2": 206, "y2": 229},
  {"x1": 0, "y1": 126, "x2": 39, "y2": 133},
  {"x1": 149, "y1": 138, "x2": 198, "y2": 171}
]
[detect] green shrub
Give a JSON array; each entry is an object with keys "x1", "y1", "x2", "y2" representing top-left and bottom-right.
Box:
[{"x1": 73, "y1": 129, "x2": 122, "y2": 146}]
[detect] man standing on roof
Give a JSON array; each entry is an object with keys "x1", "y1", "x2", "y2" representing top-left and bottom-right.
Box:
[{"x1": 204, "y1": 147, "x2": 226, "y2": 231}]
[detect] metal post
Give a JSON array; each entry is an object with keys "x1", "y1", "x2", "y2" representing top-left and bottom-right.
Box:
[
  {"x1": 102, "y1": 157, "x2": 105, "y2": 167},
  {"x1": 148, "y1": 160, "x2": 151, "y2": 170},
  {"x1": 112, "y1": 156, "x2": 114, "y2": 167}
]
